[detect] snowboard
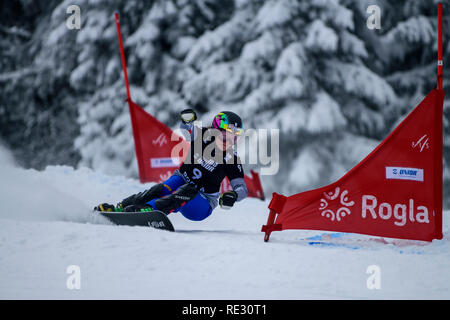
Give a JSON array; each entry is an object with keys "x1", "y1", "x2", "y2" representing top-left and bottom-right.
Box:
[{"x1": 99, "y1": 210, "x2": 175, "y2": 231}]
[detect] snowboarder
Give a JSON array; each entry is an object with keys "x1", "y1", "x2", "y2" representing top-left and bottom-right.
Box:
[{"x1": 95, "y1": 109, "x2": 248, "y2": 222}]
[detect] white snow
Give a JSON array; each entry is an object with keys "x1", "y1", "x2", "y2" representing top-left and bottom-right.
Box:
[{"x1": 0, "y1": 145, "x2": 449, "y2": 299}]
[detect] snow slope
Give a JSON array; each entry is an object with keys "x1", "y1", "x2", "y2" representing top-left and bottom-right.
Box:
[{"x1": 0, "y1": 148, "x2": 449, "y2": 299}]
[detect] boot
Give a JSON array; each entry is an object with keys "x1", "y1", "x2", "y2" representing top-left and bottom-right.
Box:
[
  {"x1": 153, "y1": 184, "x2": 198, "y2": 214},
  {"x1": 119, "y1": 183, "x2": 165, "y2": 209}
]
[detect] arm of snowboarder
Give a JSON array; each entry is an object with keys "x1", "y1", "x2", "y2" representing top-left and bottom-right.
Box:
[
  {"x1": 220, "y1": 161, "x2": 248, "y2": 209},
  {"x1": 224, "y1": 155, "x2": 248, "y2": 203}
]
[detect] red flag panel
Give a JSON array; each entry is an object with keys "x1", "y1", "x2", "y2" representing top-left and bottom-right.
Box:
[
  {"x1": 263, "y1": 89, "x2": 444, "y2": 242},
  {"x1": 128, "y1": 99, "x2": 189, "y2": 183}
]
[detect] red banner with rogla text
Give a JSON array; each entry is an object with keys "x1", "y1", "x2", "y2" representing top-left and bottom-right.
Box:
[{"x1": 262, "y1": 89, "x2": 444, "y2": 242}]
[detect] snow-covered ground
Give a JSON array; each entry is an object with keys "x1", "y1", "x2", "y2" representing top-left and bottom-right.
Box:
[{"x1": 0, "y1": 147, "x2": 449, "y2": 299}]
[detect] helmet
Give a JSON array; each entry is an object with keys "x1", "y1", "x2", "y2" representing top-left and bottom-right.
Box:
[{"x1": 212, "y1": 111, "x2": 243, "y2": 136}]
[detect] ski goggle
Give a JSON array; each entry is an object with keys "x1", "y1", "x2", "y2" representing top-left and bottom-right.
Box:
[{"x1": 212, "y1": 113, "x2": 243, "y2": 136}]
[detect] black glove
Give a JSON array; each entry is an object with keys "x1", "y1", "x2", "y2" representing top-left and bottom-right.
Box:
[
  {"x1": 219, "y1": 191, "x2": 238, "y2": 209},
  {"x1": 180, "y1": 108, "x2": 197, "y2": 124}
]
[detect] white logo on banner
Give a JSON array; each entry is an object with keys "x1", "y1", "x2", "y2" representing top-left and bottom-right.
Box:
[
  {"x1": 153, "y1": 133, "x2": 168, "y2": 147},
  {"x1": 150, "y1": 157, "x2": 180, "y2": 168},
  {"x1": 385, "y1": 167, "x2": 424, "y2": 182},
  {"x1": 412, "y1": 134, "x2": 430, "y2": 152},
  {"x1": 319, "y1": 187, "x2": 355, "y2": 222}
]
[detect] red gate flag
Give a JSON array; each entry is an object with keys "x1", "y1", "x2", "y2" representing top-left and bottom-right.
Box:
[
  {"x1": 262, "y1": 3, "x2": 445, "y2": 242},
  {"x1": 128, "y1": 99, "x2": 189, "y2": 183},
  {"x1": 262, "y1": 88, "x2": 444, "y2": 242}
]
